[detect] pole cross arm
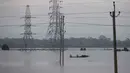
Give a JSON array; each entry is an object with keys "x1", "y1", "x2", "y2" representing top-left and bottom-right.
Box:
[
  {"x1": 116, "y1": 11, "x2": 121, "y2": 17},
  {"x1": 110, "y1": 12, "x2": 113, "y2": 17}
]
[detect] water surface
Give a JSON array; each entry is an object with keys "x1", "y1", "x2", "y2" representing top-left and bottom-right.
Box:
[{"x1": 0, "y1": 48, "x2": 130, "y2": 73}]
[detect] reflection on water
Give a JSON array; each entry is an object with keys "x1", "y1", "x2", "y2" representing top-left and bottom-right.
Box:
[{"x1": 0, "y1": 48, "x2": 130, "y2": 73}]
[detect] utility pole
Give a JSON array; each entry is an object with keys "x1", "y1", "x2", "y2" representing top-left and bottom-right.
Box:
[
  {"x1": 60, "y1": 15, "x2": 65, "y2": 66},
  {"x1": 62, "y1": 15, "x2": 65, "y2": 66},
  {"x1": 110, "y1": 1, "x2": 120, "y2": 73},
  {"x1": 60, "y1": 15, "x2": 62, "y2": 66}
]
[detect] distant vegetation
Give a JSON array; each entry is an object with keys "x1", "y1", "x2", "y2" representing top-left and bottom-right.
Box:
[{"x1": 0, "y1": 35, "x2": 130, "y2": 48}]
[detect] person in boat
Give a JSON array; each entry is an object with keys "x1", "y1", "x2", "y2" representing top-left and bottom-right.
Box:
[
  {"x1": 80, "y1": 48, "x2": 86, "y2": 51},
  {"x1": 124, "y1": 47, "x2": 129, "y2": 51},
  {"x1": 1, "y1": 44, "x2": 10, "y2": 50},
  {"x1": 84, "y1": 48, "x2": 86, "y2": 50},
  {"x1": 76, "y1": 54, "x2": 79, "y2": 57},
  {"x1": 80, "y1": 48, "x2": 83, "y2": 50},
  {"x1": 116, "y1": 49, "x2": 121, "y2": 52},
  {"x1": 70, "y1": 54, "x2": 72, "y2": 57}
]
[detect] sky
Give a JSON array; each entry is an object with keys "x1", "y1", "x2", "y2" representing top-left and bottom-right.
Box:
[{"x1": 0, "y1": 0, "x2": 130, "y2": 40}]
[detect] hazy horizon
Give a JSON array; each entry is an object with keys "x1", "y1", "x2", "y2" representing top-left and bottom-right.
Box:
[{"x1": 0, "y1": 0, "x2": 130, "y2": 40}]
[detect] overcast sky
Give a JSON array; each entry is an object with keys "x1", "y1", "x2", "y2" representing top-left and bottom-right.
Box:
[{"x1": 0, "y1": 0, "x2": 130, "y2": 40}]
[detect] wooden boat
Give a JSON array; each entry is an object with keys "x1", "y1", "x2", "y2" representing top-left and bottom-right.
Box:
[
  {"x1": 116, "y1": 47, "x2": 129, "y2": 52},
  {"x1": 123, "y1": 47, "x2": 129, "y2": 51},
  {"x1": 70, "y1": 54, "x2": 89, "y2": 58}
]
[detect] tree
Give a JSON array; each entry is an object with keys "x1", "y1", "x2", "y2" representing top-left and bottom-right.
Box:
[{"x1": 1, "y1": 44, "x2": 10, "y2": 50}]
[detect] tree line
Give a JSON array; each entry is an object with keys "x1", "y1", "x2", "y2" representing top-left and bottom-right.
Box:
[{"x1": 0, "y1": 35, "x2": 130, "y2": 48}]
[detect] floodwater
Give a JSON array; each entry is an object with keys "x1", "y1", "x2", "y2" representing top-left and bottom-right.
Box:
[{"x1": 0, "y1": 48, "x2": 130, "y2": 73}]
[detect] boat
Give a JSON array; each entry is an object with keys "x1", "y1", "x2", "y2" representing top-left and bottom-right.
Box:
[
  {"x1": 116, "y1": 49, "x2": 122, "y2": 52},
  {"x1": 70, "y1": 54, "x2": 89, "y2": 58},
  {"x1": 123, "y1": 47, "x2": 129, "y2": 51},
  {"x1": 116, "y1": 47, "x2": 129, "y2": 52}
]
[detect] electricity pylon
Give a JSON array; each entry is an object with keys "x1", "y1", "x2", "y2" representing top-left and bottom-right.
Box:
[
  {"x1": 21, "y1": 5, "x2": 35, "y2": 49},
  {"x1": 47, "y1": 0, "x2": 63, "y2": 48}
]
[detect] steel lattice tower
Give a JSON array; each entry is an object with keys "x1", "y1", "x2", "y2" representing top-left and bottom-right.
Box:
[
  {"x1": 48, "y1": 0, "x2": 63, "y2": 48},
  {"x1": 21, "y1": 5, "x2": 34, "y2": 49}
]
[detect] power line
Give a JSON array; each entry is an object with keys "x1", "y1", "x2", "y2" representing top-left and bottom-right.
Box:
[
  {"x1": 65, "y1": 16, "x2": 130, "y2": 19},
  {"x1": 0, "y1": 11, "x2": 130, "y2": 18},
  {"x1": 64, "y1": 12, "x2": 130, "y2": 16},
  {"x1": 121, "y1": 11, "x2": 130, "y2": 14},
  {"x1": 66, "y1": 16, "x2": 110, "y2": 18},
  {"x1": 66, "y1": 22, "x2": 112, "y2": 26},
  {"x1": 0, "y1": 22, "x2": 130, "y2": 27},
  {"x1": 0, "y1": 25, "x2": 20, "y2": 27},
  {"x1": 0, "y1": 23, "x2": 48, "y2": 27},
  {"x1": 0, "y1": 12, "x2": 112, "y2": 18},
  {"x1": 63, "y1": 1, "x2": 130, "y2": 6},
  {"x1": 0, "y1": 15, "x2": 48, "y2": 18},
  {"x1": 63, "y1": 2, "x2": 110, "y2": 5},
  {"x1": 0, "y1": 1, "x2": 129, "y2": 7},
  {"x1": 118, "y1": 16, "x2": 130, "y2": 18},
  {"x1": 64, "y1": 12, "x2": 109, "y2": 15},
  {"x1": 66, "y1": 22, "x2": 130, "y2": 27},
  {"x1": 0, "y1": 16, "x2": 19, "y2": 18}
]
